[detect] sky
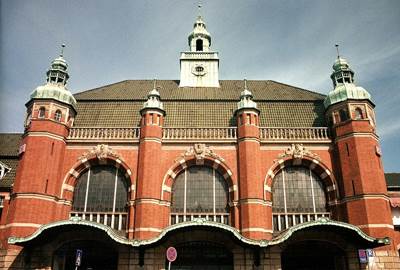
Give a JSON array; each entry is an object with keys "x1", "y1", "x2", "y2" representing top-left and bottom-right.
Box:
[{"x1": 0, "y1": 0, "x2": 399, "y2": 172}]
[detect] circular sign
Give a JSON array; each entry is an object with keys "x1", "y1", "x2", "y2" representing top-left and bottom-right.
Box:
[{"x1": 166, "y1": 247, "x2": 177, "y2": 262}]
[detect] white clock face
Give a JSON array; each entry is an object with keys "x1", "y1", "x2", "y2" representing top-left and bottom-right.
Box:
[{"x1": 192, "y1": 65, "x2": 207, "y2": 76}]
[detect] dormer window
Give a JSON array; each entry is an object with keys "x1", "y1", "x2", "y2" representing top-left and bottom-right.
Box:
[
  {"x1": 38, "y1": 107, "x2": 46, "y2": 118},
  {"x1": 54, "y1": 110, "x2": 62, "y2": 122},
  {"x1": 196, "y1": 39, "x2": 203, "y2": 51}
]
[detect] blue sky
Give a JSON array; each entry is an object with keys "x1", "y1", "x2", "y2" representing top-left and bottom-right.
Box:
[{"x1": 1, "y1": 0, "x2": 399, "y2": 172}]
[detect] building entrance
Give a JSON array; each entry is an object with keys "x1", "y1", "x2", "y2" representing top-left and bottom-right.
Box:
[
  {"x1": 281, "y1": 240, "x2": 347, "y2": 270},
  {"x1": 52, "y1": 240, "x2": 118, "y2": 270},
  {"x1": 168, "y1": 241, "x2": 233, "y2": 270}
]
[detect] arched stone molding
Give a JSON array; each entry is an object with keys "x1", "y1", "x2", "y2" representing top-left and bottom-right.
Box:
[
  {"x1": 160, "y1": 148, "x2": 236, "y2": 202},
  {"x1": 60, "y1": 145, "x2": 134, "y2": 200},
  {"x1": 263, "y1": 155, "x2": 339, "y2": 206}
]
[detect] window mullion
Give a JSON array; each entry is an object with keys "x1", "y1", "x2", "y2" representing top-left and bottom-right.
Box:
[
  {"x1": 184, "y1": 169, "x2": 187, "y2": 217},
  {"x1": 112, "y1": 167, "x2": 119, "y2": 213},
  {"x1": 84, "y1": 169, "x2": 91, "y2": 212},
  {"x1": 213, "y1": 169, "x2": 216, "y2": 215},
  {"x1": 282, "y1": 170, "x2": 287, "y2": 213},
  {"x1": 310, "y1": 169, "x2": 316, "y2": 213}
]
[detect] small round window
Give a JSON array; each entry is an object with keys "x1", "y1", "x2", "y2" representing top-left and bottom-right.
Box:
[{"x1": 195, "y1": 66, "x2": 204, "y2": 72}]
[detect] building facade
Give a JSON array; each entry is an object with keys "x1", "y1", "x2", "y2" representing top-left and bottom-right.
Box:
[{"x1": 0, "y1": 13, "x2": 399, "y2": 270}]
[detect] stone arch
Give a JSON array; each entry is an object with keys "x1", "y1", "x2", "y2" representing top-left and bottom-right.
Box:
[
  {"x1": 161, "y1": 155, "x2": 236, "y2": 203},
  {"x1": 263, "y1": 156, "x2": 339, "y2": 205},
  {"x1": 60, "y1": 150, "x2": 134, "y2": 200}
]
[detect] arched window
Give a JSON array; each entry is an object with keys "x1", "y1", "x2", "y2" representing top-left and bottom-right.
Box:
[
  {"x1": 54, "y1": 110, "x2": 62, "y2": 122},
  {"x1": 339, "y1": 109, "x2": 349, "y2": 122},
  {"x1": 196, "y1": 39, "x2": 203, "y2": 51},
  {"x1": 171, "y1": 166, "x2": 229, "y2": 225},
  {"x1": 272, "y1": 166, "x2": 329, "y2": 232},
  {"x1": 354, "y1": 107, "x2": 363, "y2": 120},
  {"x1": 71, "y1": 165, "x2": 129, "y2": 231},
  {"x1": 38, "y1": 107, "x2": 46, "y2": 118}
]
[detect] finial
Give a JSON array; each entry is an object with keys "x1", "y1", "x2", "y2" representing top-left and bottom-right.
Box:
[
  {"x1": 198, "y1": 2, "x2": 202, "y2": 16},
  {"x1": 335, "y1": 44, "x2": 340, "y2": 59},
  {"x1": 244, "y1": 78, "x2": 248, "y2": 90},
  {"x1": 60, "y1": 44, "x2": 66, "y2": 57},
  {"x1": 153, "y1": 78, "x2": 157, "y2": 90}
]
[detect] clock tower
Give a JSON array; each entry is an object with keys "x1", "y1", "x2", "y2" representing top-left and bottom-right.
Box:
[{"x1": 179, "y1": 11, "x2": 220, "y2": 87}]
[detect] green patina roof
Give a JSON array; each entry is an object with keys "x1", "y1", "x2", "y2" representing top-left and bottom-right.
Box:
[
  {"x1": 324, "y1": 83, "x2": 372, "y2": 108},
  {"x1": 30, "y1": 83, "x2": 77, "y2": 110},
  {"x1": 74, "y1": 80, "x2": 326, "y2": 127}
]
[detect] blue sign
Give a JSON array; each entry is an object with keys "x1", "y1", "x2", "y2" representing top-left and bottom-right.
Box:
[
  {"x1": 366, "y1": 249, "x2": 374, "y2": 258},
  {"x1": 76, "y1": 249, "x2": 83, "y2": 266}
]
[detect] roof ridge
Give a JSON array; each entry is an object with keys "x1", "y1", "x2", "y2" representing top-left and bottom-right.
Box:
[{"x1": 268, "y1": 80, "x2": 326, "y2": 97}]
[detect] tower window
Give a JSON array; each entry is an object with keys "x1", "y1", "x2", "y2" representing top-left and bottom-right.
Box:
[
  {"x1": 38, "y1": 107, "x2": 46, "y2": 118},
  {"x1": 196, "y1": 39, "x2": 203, "y2": 51},
  {"x1": 54, "y1": 110, "x2": 62, "y2": 122},
  {"x1": 354, "y1": 107, "x2": 363, "y2": 120},
  {"x1": 339, "y1": 109, "x2": 349, "y2": 122}
]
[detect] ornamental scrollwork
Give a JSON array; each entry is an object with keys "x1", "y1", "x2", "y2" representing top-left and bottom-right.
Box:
[
  {"x1": 277, "y1": 143, "x2": 321, "y2": 161},
  {"x1": 79, "y1": 144, "x2": 120, "y2": 161},
  {"x1": 176, "y1": 144, "x2": 224, "y2": 163}
]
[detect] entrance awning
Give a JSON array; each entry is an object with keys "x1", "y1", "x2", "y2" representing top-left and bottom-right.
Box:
[{"x1": 9, "y1": 217, "x2": 390, "y2": 249}]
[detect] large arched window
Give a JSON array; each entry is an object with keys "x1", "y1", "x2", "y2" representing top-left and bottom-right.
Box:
[
  {"x1": 71, "y1": 165, "x2": 129, "y2": 231},
  {"x1": 272, "y1": 166, "x2": 329, "y2": 232},
  {"x1": 171, "y1": 166, "x2": 229, "y2": 225}
]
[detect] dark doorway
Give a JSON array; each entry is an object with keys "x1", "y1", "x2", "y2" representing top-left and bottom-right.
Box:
[
  {"x1": 168, "y1": 241, "x2": 233, "y2": 270},
  {"x1": 52, "y1": 240, "x2": 118, "y2": 270},
  {"x1": 281, "y1": 241, "x2": 347, "y2": 270}
]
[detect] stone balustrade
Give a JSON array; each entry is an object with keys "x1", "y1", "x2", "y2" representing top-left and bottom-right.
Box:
[
  {"x1": 162, "y1": 127, "x2": 237, "y2": 141},
  {"x1": 67, "y1": 127, "x2": 330, "y2": 143},
  {"x1": 260, "y1": 127, "x2": 330, "y2": 142},
  {"x1": 68, "y1": 127, "x2": 140, "y2": 142}
]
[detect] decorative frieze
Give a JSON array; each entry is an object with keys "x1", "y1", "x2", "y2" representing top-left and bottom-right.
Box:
[
  {"x1": 278, "y1": 143, "x2": 322, "y2": 161},
  {"x1": 79, "y1": 144, "x2": 120, "y2": 161}
]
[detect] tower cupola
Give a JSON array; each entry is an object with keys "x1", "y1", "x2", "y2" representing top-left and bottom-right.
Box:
[
  {"x1": 179, "y1": 4, "x2": 220, "y2": 88},
  {"x1": 324, "y1": 45, "x2": 372, "y2": 108},
  {"x1": 142, "y1": 80, "x2": 165, "y2": 113},
  {"x1": 29, "y1": 44, "x2": 77, "y2": 110},
  {"x1": 237, "y1": 79, "x2": 258, "y2": 111},
  {"x1": 188, "y1": 15, "x2": 211, "y2": 52}
]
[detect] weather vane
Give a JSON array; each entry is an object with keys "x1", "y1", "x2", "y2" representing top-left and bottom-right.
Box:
[
  {"x1": 198, "y1": 2, "x2": 202, "y2": 16},
  {"x1": 60, "y1": 44, "x2": 66, "y2": 57},
  {"x1": 335, "y1": 44, "x2": 340, "y2": 58}
]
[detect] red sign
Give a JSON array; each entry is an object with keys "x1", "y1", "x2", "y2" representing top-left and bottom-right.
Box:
[{"x1": 166, "y1": 247, "x2": 177, "y2": 262}]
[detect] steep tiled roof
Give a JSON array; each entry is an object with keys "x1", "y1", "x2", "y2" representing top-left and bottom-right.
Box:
[
  {"x1": 73, "y1": 80, "x2": 326, "y2": 127},
  {"x1": 0, "y1": 133, "x2": 22, "y2": 189},
  {"x1": 385, "y1": 173, "x2": 400, "y2": 189},
  {"x1": 0, "y1": 133, "x2": 22, "y2": 157}
]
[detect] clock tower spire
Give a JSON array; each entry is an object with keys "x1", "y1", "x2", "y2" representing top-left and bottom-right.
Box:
[{"x1": 179, "y1": 5, "x2": 220, "y2": 87}]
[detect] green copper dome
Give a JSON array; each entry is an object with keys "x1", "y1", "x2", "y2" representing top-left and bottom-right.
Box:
[
  {"x1": 324, "y1": 56, "x2": 372, "y2": 108},
  {"x1": 30, "y1": 83, "x2": 77, "y2": 109},
  {"x1": 324, "y1": 83, "x2": 371, "y2": 108},
  {"x1": 30, "y1": 45, "x2": 77, "y2": 110}
]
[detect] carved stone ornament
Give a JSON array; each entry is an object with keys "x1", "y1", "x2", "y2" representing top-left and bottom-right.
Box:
[
  {"x1": 177, "y1": 144, "x2": 224, "y2": 162},
  {"x1": 79, "y1": 144, "x2": 119, "y2": 161},
  {"x1": 277, "y1": 144, "x2": 321, "y2": 161}
]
